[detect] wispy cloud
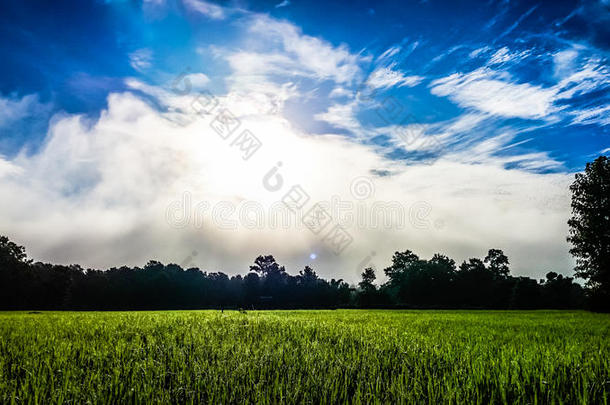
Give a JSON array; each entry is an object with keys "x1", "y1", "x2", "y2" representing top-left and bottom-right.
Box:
[
  {"x1": 430, "y1": 47, "x2": 609, "y2": 125},
  {"x1": 0, "y1": 93, "x2": 49, "y2": 128},
  {"x1": 366, "y1": 65, "x2": 424, "y2": 89},
  {"x1": 496, "y1": 5, "x2": 538, "y2": 40},
  {"x1": 328, "y1": 87, "x2": 352, "y2": 99},
  {"x1": 247, "y1": 15, "x2": 363, "y2": 84},
  {"x1": 275, "y1": 0, "x2": 290, "y2": 8},
  {"x1": 487, "y1": 47, "x2": 531, "y2": 65},
  {"x1": 314, "y1": 101, "x2": 362, "y2": 132},
  {"x1": 129, "y1": 48, "x2": 153, "y2": 72},
  {"x1": 183, "y1": 0, "x2": 226, "y2": 19},
  {"x1": 430, "y1": 68, "x2": 557, "y2": 119},
  {"x1": 0, "y1": 93, "x2": 52, "y2": 153},
  {"x1": 570, "y1": 105, "x2": 610, "y2": 127}
]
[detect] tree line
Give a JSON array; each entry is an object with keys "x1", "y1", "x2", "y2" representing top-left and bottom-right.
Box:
[
  {"x1": 0, "y1": 236, "x2": 585, "y2": 310},
  {"x1": 1, "y1": 154, "x2": 608, "y2": 311}
]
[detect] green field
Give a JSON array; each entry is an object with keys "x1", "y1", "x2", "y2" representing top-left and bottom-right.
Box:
[{"x1": 0, "y1": 311, "x2": 608, "y2": 404}]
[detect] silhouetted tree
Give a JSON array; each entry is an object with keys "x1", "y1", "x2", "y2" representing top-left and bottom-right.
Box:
[
  {"x1": 0, "y1": 236, "x2": 32, "y2": 309},
  {"x1": 359, "y1": 267, "x2": 376, "y2": 291},
  {"x1": 484, "y1": 249, "x2": 510, "y2": 279},
  {"x1": 358, "y1": 267, "x2": 380, "y2": 307},
  {"x1": 568, "y1": 155, "x2": 610, "y2": 311},
  {"x1": 0, "y1": 236, "x2": 29, "y2": 265},
  {"x1": 250, "y1": 255, "x2": 285, "y2": 276}
]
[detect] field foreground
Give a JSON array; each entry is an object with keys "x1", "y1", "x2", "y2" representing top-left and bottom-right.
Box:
[{"x1": 0, "y1": 310, "x2": 608, "y2": 404}]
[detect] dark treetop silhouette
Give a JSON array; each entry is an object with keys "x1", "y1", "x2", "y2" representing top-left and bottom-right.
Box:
[
  {"x1": 0, "y1": 236, "x2": 585, "y2": 310},
  {"x1": 568, "y1": 155, "x2": 610, "y2": 312}
]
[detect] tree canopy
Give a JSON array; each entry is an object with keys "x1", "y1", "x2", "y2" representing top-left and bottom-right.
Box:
[{"x1": 568, "y1": 155, "x2": 610, "y2": 311}]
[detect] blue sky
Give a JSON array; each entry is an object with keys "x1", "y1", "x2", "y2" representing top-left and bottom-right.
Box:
[
  {"x1": 2, "y1": 0, "x2": 608, "y2": 164},
  {"x1": 0, "y1": 0, "x2": 609, "y2": 281}
]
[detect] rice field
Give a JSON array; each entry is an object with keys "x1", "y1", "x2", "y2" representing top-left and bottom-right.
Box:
[{"x1": 0, "y1": 310, "x2": 608, "y2": 404}]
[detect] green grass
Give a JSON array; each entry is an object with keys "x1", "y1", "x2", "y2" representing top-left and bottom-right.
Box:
[{"x1": 0, "y1": 310, "x2": 608, "y2": 404}]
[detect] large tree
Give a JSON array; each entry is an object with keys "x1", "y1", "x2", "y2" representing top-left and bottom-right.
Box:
[
  {"x1": 484, "y1": 249, "x2": 510, "y2": 279},
  {"x1": 567, "y1": 155, "x2": 610, "y2": 311}
]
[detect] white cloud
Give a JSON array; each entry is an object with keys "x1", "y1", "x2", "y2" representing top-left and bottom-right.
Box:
[
  {"x1": 430, "y1": 68, "x2": 557, "y2": 119},
  {"x1": 129, "y1": 48, "x2": 153, "y2": 72},
  {"x1": 184, "y1": 72, "x2": 210, "y2": 90},
  {"x1": 376, "y1": 46, "x2": 401, "y2": 62},
  {"x1": 183, "y1": 0, "x2": 226, "y2": 19},
  {"x1": 207, "y1": 14, "x2": 369, "y2": 121},
  {"x1": 431, "y1": 48, "x2": 610, "y2": 126},
  {"x1": 247, "y1": 15, "x2": 363, "y2": 84},
  {"x1": 469, "y1": 46, "x2": 489, "y2": 59},
  {"x1": 487, "y1": 47, "x2": 531, "y2": 65},
  {"x1": 314, "y1": 101, "x2": 362, "y2": 132},
  {"x1": 570, "y1": 105, "x2": 610, "y2": 127},
  {"x1": 374, "y1": 123, "x2": 441, "y2": 153},
  {"x1": 0, "y1": 93, "x2": 51, "y2": 128},
  {"x1": 488, "y1": 47, "x2": 512, "y2": 65},
  {"x1": 555, "y1": 58, "x2": 610, "y2": 100},
  {"x1": 224, "y1": 51, "x2": 306, "y2": 79},
  {"x1": 329, "y1": 87, "x2": 352, "y2": 99},
  {"x1": 366, "y1": 65, "x2": 423, "y2": 89},
  {"x1": 275, "y1": 0, "x2": 290, "y2": 8},
  {"x1": 552, "y1": 48, "x2": 579, "y2": 79}
]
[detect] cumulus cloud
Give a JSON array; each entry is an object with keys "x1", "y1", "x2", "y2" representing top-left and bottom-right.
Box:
[{"x1": 0, "y1": 86, "x2": 576, "y2": 282}]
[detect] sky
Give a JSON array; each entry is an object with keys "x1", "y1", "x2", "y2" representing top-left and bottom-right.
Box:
[{"x1": 0, "y1": 0, "x2": 609, "y2": 283}]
